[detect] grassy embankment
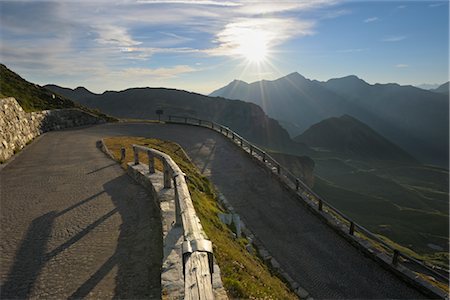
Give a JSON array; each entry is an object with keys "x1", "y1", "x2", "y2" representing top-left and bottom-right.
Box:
[
  {"x1": 104, "y1": 136, "x2": 297, "y2": 299},
  {"x1": 0, "y1": 63, "x2": 116, "y2": 121}
]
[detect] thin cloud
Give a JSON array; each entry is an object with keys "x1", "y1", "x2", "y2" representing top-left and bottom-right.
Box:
[
  {"x1": 395, "y1": 64, "x2": 409, "y2": 68},
  {"x1": 121, "y1": 65, "x2": 197, "y2": 79},
  {"x1": 236, "y1": 0, "x2": 340, "y2": 15},
  {"x1": 382, "y1": 35, "x2": 407, "y2": 42},
  {"x1": 429, "y1": 2, "x2": 446, "y2": 8},
  {"x1": 337, "y1": 48, "x2": 367, "y2": 53},
  {"x1": 0, "y1": 0, "x2": 346, "y2": 92},
  {"x1": 93, "y1": 24, "x2": 141, "y2": 47},
  {"x1": 364, "y1": 17, "x2": 379, "y2": 23},
  {"x1": 136, "y1": 0, "x2": 241, "y2": 6},
  {"x1": 320, "y1": 9, "x2": 351, "y2": 20},
  {"x1": 205, "y1": 18, "x2": 315, "y2": 57}
]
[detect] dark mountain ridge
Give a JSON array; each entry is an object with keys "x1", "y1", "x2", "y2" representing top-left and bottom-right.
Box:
[
  {"x1": 211, "y1": 72, "x2": 449, "y2": 167},
  {"x1": 46, "y1": 84, "x2": 308, "y2": 154},
  {"x1": 431, "y1": 82, "x2": 449, "y2": 95},
  {"x1": 296, "y1": 115, "x2": 416, "y2": 162}
]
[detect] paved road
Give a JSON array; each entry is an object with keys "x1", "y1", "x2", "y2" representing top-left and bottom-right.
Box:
[
  {"x1": 1, "y1": 122, "x2": 429, "y2": 299},
  {"x1": 0, "y1": 126, "x2": 162, "y2": 299}
]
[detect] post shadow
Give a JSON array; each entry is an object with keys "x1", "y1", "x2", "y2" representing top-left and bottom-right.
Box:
[
  {"x1": 69, "y1": 174, "x2": 163, "y2": 299},
  {"x1": 0, "y1": 212, "x2": 56, "y2": 299}
]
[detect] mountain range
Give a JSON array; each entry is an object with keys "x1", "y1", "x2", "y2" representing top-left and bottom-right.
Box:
[
  {"x1": 45, "y1": 84, "x2": 302, "y2": 153},
  {"x1": 2, "y1": 64, "x2": 448, "y2": 258},
  {"x1": 210, "y1": 73, "x2": 449, "y2": 167}
]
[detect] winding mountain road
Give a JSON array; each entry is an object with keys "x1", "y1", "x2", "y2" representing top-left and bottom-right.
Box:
[{"x1": 1, "y1": 122, "x2": 429, "y2": 299}]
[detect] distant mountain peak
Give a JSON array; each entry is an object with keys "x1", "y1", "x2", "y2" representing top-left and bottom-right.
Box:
[
  {"x1": 231, "y1": 79, "x2": 248, "y2": 84},
  {"x1": 283, "y1": 72, "x2": 307, "y2": 80},
  {"x1": 295, "y1": 114, "x2": 416, "y2": 162},
  {"x1": 327, "y1": 74, "x2": 368, "y2": 85},
  {"x1": 75, "y1": 86, "x2": 90, "y2": 91}
]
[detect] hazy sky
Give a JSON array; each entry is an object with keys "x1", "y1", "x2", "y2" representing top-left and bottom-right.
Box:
[{"x1": 1, "y1": 0, "x2": 448, "y2": 94}]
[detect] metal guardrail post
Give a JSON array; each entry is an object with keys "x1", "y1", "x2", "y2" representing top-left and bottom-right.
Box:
[
  {"x1": 262, "y1": 152, "x2": 266, "y2": 162},
  {"x1": 120, "y1": 147, "x2": 126, "y2": 161},
  {"x1": 173, "y1": 178, "x2": 182, "y2": 226},
  {"x1": 392, "y1": 250, "x2": 400, "y2": 266},
  {"x1": 133, "y1": 146, "x2": 139, "y2": 165},
  {"x1": 147, "y1": 150, "x2": 155, "y2": 174},
  {"x1": 349, "y1": 222, "x2": 355, "y2": 235},
  {"x1": 165, "y1": 115, "x2": 450, "y2": 288},
  {"x1": 249, "y1": 145, "x2": 253, "y2": 155},
  {"x1": 232, "y1": 132, "x2": 235, "y2": 140},
  {"x1": 169, "y1": 115, "x2": 172, "y2": 121},
  {"x1": 199, "y1": 119, "x2": 202, "y2": 125},
  {"x1": 163, "y1": 161, "x2": 172, "y2": 188}
]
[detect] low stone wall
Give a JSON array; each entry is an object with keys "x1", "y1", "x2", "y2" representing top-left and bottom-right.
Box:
[
  {"x1": 0, "y1": 97, "x2": 104, "y2": 162},
  {"x1": 126, "y1": 162, "x2": 227, "y2": 300}
]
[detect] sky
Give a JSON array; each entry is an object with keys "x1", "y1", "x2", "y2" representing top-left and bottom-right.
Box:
[{"x1": 0, "y1": 0, "x2": 448, "y2": 94}]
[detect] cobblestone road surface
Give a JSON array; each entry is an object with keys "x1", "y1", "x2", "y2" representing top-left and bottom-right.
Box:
[
  {"x1": 89, "y1": 122, "x2": 428, "y2": 300},
  {"x1": 1, "y1": 122, "x2": 430, "y2": 299},
  {"x1": 0, "y1": 126, "x2": 162, "y2": 299}
]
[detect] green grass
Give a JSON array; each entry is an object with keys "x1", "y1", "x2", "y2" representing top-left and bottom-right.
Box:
[
  {"x1": 0, "y1": 64, "x2": 117, "y2": 122},
  {"x1": 0, "y1": 64, "x2": 74, "y2": 112},
  {"x1": 270, "y1": 148, "x2": 449, "y2": 270},
  {"x1": 104, "y1": 136, "x2": 297, "y2": 299},
  {"x1": 311, "y1": 156, "x2": 448, "y2": 266}
]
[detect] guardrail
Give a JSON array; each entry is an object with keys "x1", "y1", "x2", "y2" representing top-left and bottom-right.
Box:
[
  {"x1": 166, "y1": 115, "x2": 449, "y2": 287},
  {"x1": 132, "y1": 144, "x2": 214, "y2": 300}
]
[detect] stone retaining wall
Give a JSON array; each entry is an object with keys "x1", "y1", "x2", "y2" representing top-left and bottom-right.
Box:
[
  {"x1": 126, "y1": 162, "x2": 227, "y2": 300},
  {"x1": 0, "y1": 97, "x2": 104, "y2": 162}
]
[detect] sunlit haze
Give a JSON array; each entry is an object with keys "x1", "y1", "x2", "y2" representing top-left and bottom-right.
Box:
[{"x1": 0, "y1": 0, "x2": 448, "y2": 94}]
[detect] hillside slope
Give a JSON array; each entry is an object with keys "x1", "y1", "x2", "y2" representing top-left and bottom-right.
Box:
[
  {"x1": 295, "y1": 115, "x2": 416, "y2": 162},
  {"x1": 0, "y1": 64, "x2": 75, "y2": 111},
  {"x1": 46, "y1": 85, "x2": 307, "y2": 153},
  {"x1": 211, "y1": 73, "x2": 449, "y2": 167},
  {"x1": 431, "y1": 82, "x2": 449, "y2": 95},
  {"x1": 0, "y1": 65, "x2": 116, "y2": 122}
]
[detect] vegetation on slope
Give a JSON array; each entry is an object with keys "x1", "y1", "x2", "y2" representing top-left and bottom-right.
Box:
[
  {"x1": 0, "y1": 64, "x2": 117, "y2": 121},
  {"x1": 0, "y1": 63, "x2": 74, "y2": 111},
  {"x1": 273, "y1": 147, "x2": 449, "y2": 269},
  {"x1": 104, "y1": 136, "x2": 297, "y2": 299}
]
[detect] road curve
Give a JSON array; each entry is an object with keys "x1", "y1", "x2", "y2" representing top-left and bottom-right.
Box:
[{"x1": 1, "y1": 122, "x2": 429, "y2": 299}]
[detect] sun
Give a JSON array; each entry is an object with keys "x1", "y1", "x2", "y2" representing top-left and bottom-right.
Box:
[{"x1": 235, "y1": 30, "x2": 269, "y2": 63}]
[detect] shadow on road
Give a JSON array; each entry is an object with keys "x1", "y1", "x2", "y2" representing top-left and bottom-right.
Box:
[
  {"x1": 1, "y1": 174, "x2": 162, "y2": 299},
  {"x1": 86, "y1": 163, "x2": 117, "y2": 175},
  {"x1": 0, "y1": 212, "x2": 57, "y2": 299},
  {"x1": 71, "y1": 174, "x2": 162, "y2": 299}
]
